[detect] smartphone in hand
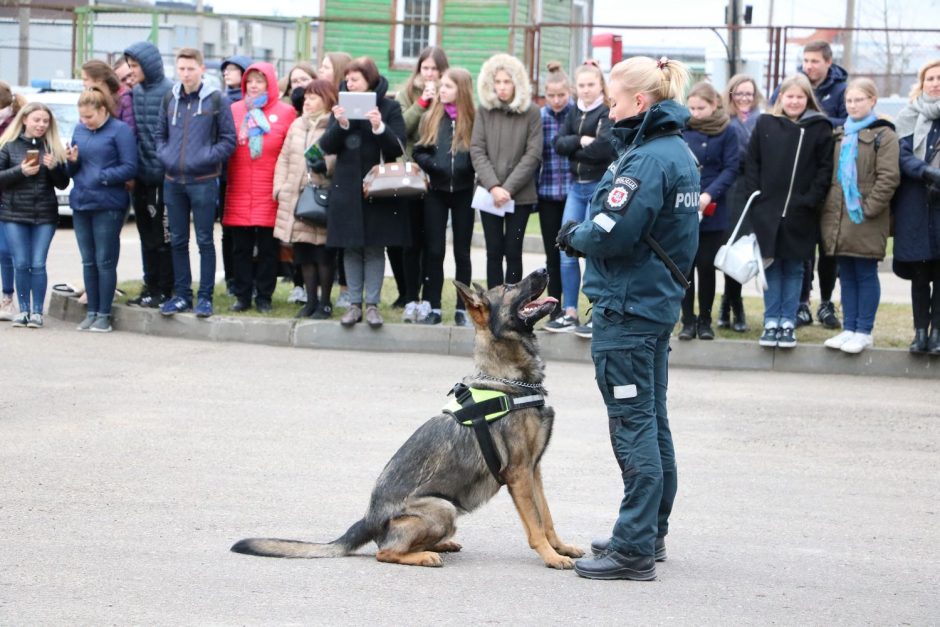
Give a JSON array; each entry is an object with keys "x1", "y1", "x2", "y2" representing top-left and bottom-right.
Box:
[{"x1": 25, "y1": 149, "x2": 40, "y2": 166}]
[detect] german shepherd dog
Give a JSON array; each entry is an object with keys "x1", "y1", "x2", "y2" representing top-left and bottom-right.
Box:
[{"x1": 231, "y1": 268, "x2": 584, "y2": 568}]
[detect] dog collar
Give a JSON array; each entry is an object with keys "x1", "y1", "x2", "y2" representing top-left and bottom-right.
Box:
[{"x1": 443, "y1": 383, "x2": 545, "y2": 484}]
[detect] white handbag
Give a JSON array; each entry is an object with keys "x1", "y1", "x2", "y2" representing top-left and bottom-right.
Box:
[{"x1": 714, "y1": 190, "x2": 767, "y2": 291}]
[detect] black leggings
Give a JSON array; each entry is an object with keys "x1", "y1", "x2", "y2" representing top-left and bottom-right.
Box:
[
  {"x1": 681, "y1": 230, "x2": 724, "y2": 324},
  {"x1": 909, "y1": 259, "x2": 940, "y2": 330},
  {"x1": 293, "y1": 243, "x2": 335, "y2": 307},
  {"x1": 537, "y1": 197, "x2": 565, "y2": 303},
  {"x1": 423, "y1": 188, "x2": 474, "y2": 309},
  {"x1": 800, "y1": 246, "x2": 838, "y2": 303},
  {"x1": 480, "y1": 204, "x2": 533, "y2": 288}
]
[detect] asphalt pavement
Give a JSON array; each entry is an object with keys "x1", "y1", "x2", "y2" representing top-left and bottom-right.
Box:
[{"x1": 1, "y1": 322, "x2": 937, "y2": 625}]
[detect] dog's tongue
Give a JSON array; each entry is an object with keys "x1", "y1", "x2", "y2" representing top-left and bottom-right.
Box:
[
  {"x1": 522, "y1": 296, "x2": 558, "y2": 315},
  {"x1": 528, "y1": 297, "x2": 558, "y2": 307}
]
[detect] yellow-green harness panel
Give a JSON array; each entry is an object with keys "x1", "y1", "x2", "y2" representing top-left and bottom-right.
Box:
[{"x1": 443, "y1": 383, "x2": 546, "y2": 483}]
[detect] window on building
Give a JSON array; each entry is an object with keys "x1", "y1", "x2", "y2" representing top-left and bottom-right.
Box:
[{"x1": 394, "y1": 0, "x2": 438, "y2": 66}]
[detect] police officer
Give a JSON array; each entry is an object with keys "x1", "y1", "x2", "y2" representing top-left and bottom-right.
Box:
[{"x1": 556, "y1": 56, "x2": 700, "y2": 581}]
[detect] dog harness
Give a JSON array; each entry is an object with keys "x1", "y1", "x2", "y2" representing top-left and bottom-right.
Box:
[{"x1": 443, "y1": 382, "x2": 545, "y2": 485}]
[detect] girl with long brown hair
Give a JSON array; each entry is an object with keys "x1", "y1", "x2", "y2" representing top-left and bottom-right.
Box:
[{"x1": 413, "y1": 67, "x2": 475, "y2": 325}]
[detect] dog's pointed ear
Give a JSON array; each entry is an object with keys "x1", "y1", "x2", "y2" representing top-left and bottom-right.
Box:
[
  {"x1": 453, "y1": 280, "x2": 489, "y2": 329},
  {"x1": 453, "y1": 281, "x2": 481, "y2": 307}
]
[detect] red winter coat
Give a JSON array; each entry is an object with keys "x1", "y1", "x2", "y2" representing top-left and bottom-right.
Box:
[{"x1": 223, "y1": 62, "x2": 296, "y2": 227}]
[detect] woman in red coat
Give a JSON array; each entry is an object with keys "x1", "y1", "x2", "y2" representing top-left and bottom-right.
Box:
[{"x1": 224, "y1": 62, "x2": 297, "y2": 312}]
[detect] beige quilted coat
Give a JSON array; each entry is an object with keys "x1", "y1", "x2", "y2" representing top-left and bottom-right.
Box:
[{"x1": 273, "y1": 112, "x2": 334, "y2": 245}]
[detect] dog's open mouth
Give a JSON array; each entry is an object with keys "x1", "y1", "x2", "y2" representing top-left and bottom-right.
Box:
[{"x1": 518, "y1": 296, "x2": 558, "y2": 324}]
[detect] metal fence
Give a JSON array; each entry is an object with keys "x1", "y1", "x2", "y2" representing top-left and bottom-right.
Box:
[{"x1": 3, "y1": 4, "x2": 939, "y2": 100}]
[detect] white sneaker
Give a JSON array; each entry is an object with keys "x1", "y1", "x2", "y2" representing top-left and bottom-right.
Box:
[
  {"x1": 287, "y1": 285, "x2": 307, "y2": 304},
  {"x1": 0, "y1": 296, "x2": 15, "y2": 321},
  {"x1": 415, "y1": 301, "x2": 432, "y2": 323},
  {"x1": 824, "y1": 330, "x2": 855, "y2": 349},
  {"x1": 335, "y1": 290, "x2": 352, "y2": 310},
  {"x1": 841, "y1": 333, "x2": 873, "y2": 354},
  {"x1": 402, "y1": 301, "x2": 418, "y2": 323}
]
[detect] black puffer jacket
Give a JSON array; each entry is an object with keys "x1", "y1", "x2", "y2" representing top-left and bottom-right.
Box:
[
  {"x1": 412, "y1": 116, "x2": 474, "y2": 192},
  {"x1": 0, "y1": 135, "x2": 69, "y2": 225},
  {"x1": 553, "y1": 102, "x2": 616, "y2": 182},
  {"x1": 125, "y1": 41, "x2": 172, "y2": 186}
]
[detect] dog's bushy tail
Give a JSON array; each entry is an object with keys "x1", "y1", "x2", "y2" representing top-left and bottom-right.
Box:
[{"x1": 230, "y1": 518, "x2": 373, "y2": 559}]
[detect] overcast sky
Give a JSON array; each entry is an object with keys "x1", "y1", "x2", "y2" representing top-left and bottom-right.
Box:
[{"x1": 209, "y1": 0, "x2": 940, "y2": 28}]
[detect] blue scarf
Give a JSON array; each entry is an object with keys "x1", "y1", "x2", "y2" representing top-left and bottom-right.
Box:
[
  {"x1": 838, "y1": 113, "x2": 877, "y2": 224},
  {"x1": 239, "y1": 93, "x2": 271, "y2": 160}
]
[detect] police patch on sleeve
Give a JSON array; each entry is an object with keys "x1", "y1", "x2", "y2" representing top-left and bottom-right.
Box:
[{"x1": 605, "y1": 177, "x2": 640, "y2": 213}]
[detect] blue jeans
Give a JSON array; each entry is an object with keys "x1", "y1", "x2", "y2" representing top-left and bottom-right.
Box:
[
  {"x1": 73, "y1": 209, "x2": 126, "y2": 316},
  {"x1": 837, "y1": 257, "x2": 880, "y2": 334},
  {"x1": 165, "y1": 179, "x2": 219, "y2": 302},
  {"x1": 591, "y1": 309, "x2": 676, "y2": 557},
  {"x1": 560, "y1": 181, "x2": 597, "y2": 310},
  {"x1": 0, "y1": 221, "x2": 13, "y2": 296},
  {"x1": 2, "y1": 221, "x2": 56, "y2": 314},
  {"x1": 763, "y1": 258, "x2": 805, "y2": 328}
]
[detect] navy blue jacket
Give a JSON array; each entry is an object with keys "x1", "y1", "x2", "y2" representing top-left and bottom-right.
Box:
[
  {"x1": 68, "y1": 116, "x2": 138, "y2": 212},
  {"x1": 682, "y1": 124, "x2": 740, "y2": 232},
  {"x1": 891, "y1": 119, "x2": 940, "y2": 263},
  {"x1": 220, "y1": 55, "x2": 252, "y2": 103},
  {"x1": 570, "y1": 100, "x2": 700, "y2": 325},
  {"x1": 156, "y1": 83, "x2": 236, "y2": 183},
  {"x1": 124, "y1": 41, "x2": 172, "y2": 186},
  {"x1": 771, "y1": 64, "x2": 849, "y2": 127}
]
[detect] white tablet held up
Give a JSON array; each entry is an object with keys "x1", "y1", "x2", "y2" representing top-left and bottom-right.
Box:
[{"x1": 339, "y1": 91, "x2": 376, "y2": 120}]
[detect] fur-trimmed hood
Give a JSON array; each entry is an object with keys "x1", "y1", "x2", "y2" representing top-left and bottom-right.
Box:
[{"x1": 477, "y1": 54, "x2": 532, "y2": 113}]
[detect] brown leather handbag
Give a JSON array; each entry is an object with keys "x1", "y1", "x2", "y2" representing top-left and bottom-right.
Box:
[{"x1": 362, "y1": 138, "x2": 428, "y2": 200}]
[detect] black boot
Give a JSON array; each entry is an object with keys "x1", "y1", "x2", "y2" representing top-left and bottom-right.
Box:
[
  {"x1": 697, "y1": 316, "x2": 715, "y2": 340},
  {"x1": 678, "y1": 320, "x2": 697, "y2": 340},
  {"x1": 731, "y1": 297, "x2": 749, "y2": 333},
  {"x1": 928, "y1": 328, "x2": 940, "y2": 355},
  {"x1": 716, "y1": 295, "x2": 731, "y2": 329},
  {"x1": 909, "y1": 329, "x2": 928, "y2": 354}
]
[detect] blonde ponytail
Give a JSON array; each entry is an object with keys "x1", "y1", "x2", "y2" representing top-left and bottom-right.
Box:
[{"x1": 610, "y1": 56, "x2": 690, "y2": 104}]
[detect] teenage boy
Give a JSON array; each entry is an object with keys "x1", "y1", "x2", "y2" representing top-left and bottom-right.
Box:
[
  {"x1": 124, "y1": 41, "x2": 174, "y2": 308},
  {"x1": 155, "y1": 48, "x2": 236, "y2": 317}
]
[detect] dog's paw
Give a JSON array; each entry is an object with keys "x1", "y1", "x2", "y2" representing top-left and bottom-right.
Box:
[
  {"x1": 432, "y1": 540, "x2": 462, "y2": 553},
  {"x1": 418, "y1": 551, "x2": 445, "y2": 567},
  {"x1": 543, "y1": 554, "x2": 575, "y2": 570},
  {"x1": 555, "y1": 543, "x2": 585, "y2": 558}
]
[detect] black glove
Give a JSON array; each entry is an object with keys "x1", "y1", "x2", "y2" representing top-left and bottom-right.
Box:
[
  {"x1": 923, "y1": 166, "x2": 940, "y2": 186},
  {"x1": 555, "y1": 220, "x2": 584, "y2": 258},
  {"x1": 308, "y1": 158, "x2": 327, "y2": 174}
]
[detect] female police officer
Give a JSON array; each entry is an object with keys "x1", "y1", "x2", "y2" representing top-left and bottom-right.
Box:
[{"x1": 556, "y1": 56, "x2": 699, "y2": 581}]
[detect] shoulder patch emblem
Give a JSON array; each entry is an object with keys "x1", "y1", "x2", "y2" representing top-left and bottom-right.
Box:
[
  {"x1": 607, "y1": 186, "x2": 629, "y2": 208},
  {"x1": 603, "y1": 176, "x2": 640, "y2": 213}
]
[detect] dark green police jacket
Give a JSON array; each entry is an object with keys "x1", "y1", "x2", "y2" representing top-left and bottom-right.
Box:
[{"x1": 569, "y1": 99, "x2": 700, "y2": 325}]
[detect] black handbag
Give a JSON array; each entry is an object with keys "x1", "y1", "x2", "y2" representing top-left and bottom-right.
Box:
[{"x1": 294, "y1": 173, "x2": 328, "y2": 227}]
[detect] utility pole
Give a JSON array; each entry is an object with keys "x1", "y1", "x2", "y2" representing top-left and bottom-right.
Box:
[
  {"x1": 18, "y1": 0, "x2": 31, "y2": 85},
  {"x1": 196, "y1": 0, "x2": 204, "y2": 54},
  {"x1": 727, "y1": 0, "x2": 741, "y2": 78},
  {"x1": 843, "y1": 0, "x2": 856, "y2": 72}
]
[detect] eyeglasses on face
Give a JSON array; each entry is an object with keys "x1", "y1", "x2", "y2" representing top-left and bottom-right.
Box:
[{"x1": 731, "y1": 91, "x2": 755, "y2": 99}]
